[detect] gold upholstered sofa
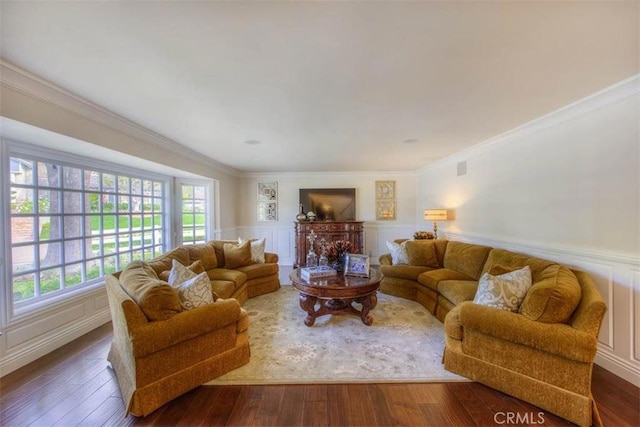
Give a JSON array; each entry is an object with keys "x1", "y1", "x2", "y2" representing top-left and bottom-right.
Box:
[
  {"x1": 379, "y1": 239, "x2": 607, "y2": 426},
  {"x1": 106, "y1": 239, "x2": 280, "y2": 417}
]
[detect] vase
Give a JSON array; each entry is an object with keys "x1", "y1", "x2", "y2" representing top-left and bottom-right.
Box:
[
  {"x1": 306, "y1": 250, "x2": 318, "y2": 267},
  {"x1": 296, "y1": 204, "x2": 307, "y2": 221},
  {"x1": 332, "y1": 253, "x2": 346, "y2": 272},
  {"x1": 318, "y1": 253, "x2": 328, "y2": 267}
]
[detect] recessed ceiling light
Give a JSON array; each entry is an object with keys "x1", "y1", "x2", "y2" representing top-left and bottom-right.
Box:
[
  {"x1": 244, "y1": 140, "x2": 261, "y2": 145},
  {"x1": 403, "y1": 139, "x2": 419, "y2": 144}
]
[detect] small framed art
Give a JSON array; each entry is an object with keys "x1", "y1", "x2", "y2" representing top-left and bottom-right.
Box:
[
  {"x1": 344, "y1": 253, "x2": 370, "y2": 277},
  {"x1": 257, "y1": 181, "x2": 278, "y2": 221},
  {"x1": 257, "y1": 182, "x2": 278, "y2": 201}
]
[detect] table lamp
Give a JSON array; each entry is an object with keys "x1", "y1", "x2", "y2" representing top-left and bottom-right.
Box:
[{"x1": 423, "y1": 209, "x2": 448, "y2": 239}]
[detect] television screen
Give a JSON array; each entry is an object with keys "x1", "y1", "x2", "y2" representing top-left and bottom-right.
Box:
[{"x1": 299, "y1": 188, "x2": 356, "y2": 221}]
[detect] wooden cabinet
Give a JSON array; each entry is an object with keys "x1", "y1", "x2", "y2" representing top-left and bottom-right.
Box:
[{"x1": 294, "y1": 221, "x2": 364, "y2": 267}]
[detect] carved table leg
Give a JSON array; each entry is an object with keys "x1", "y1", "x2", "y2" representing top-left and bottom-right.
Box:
[
  {"x1": 358, "y1": 293, "x2": 378, "y2": 326},
  {"x1": 299, "y1": 294, "x2": 318, "y2": 326}
]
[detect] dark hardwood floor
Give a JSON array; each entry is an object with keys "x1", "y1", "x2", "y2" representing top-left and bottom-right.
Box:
[{"x1": 1, "y1": 323, "x2": 638, "y2": 427}]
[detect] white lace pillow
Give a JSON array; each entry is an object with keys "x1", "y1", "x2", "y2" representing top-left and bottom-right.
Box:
[
  {"x1": 386, "y1": 240, "x2": 409, "y2": 265},
  {"x1": 238, "y1": 237, "x2": 266, "y2": 263},
  {"x1": 473, "y1": 266, "x2": 533, "y2": 312},
  {"x1": 168, "y1": 259, "x2": 214, "y2": 310}
]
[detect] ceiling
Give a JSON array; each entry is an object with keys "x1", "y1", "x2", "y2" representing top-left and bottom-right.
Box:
[{"x1": 1, "y1": 1, "x2": 637, "y2": 173}]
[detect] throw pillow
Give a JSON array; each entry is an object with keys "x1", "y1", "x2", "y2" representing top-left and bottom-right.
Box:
[
  {"x1": 223, "y1": 240, "x2": 253, "y2": 268},
  {"x1": 519, "y1": 265, "x2": 582, "y2": 323},
  {"x1": 119, "y1": 261, "x2": 182, "y2": 321},
  {"x1": 238, "y1": 237, "x2": 266, "y2": 264},
  {"x1": 386, "y1": 240, "x2": 409, "y2": 265},
  {"x1": 473, "y1": 266, "x2": 533, "y2": 312},
  {"x1": 405, "y1": 240, "x2": 439, "y2": 268},
  {"x1": 167, "y1": 259, "x2": 215, "y2": 310},
  {"x1": 159, "y1": 260, "x2": 204, "y2": 282}
]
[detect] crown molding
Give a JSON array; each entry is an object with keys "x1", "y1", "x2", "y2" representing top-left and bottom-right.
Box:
[
  {"x1": 0, "y1": 60, "x2": 240, "y2": 177},
  {"x1": 418, "y1": 74, "x2": 640, "y2": 174},
  {"x1": 241, "y1": 170, "x2": 418, "y2": 178}
]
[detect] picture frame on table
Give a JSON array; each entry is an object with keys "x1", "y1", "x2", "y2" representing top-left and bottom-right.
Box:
[{"x1": 344, "y1": 253, "x2": 370, "y2": 277}]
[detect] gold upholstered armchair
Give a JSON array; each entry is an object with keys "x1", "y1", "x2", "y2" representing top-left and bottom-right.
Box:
[
  {"x1": 105, "y1": 262, "x2": 250, "y2": 417},
  {"x1": 443, "y1": 269, "x2": 607, "y2": 426}
]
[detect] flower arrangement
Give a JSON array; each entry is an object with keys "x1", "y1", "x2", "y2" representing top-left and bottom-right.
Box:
[
  {"x1": 413, "y1": 230, "x2": 435, "y2": 240},
  {"x1": 326, "y1": 240, "x2": 355, "y2": 262}
]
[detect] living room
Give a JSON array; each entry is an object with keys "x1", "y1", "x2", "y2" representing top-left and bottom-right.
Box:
[{"x1": 0, "y1": 1, "x2": 638, "y2": 425}]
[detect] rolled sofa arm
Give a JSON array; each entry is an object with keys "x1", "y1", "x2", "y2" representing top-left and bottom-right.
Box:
[
  {"x1": 265, "y1": 252, "x2": 279, "y2": 264},
  {"x1": 379, "y1": 253, "x2": 392, "y2": 265},
  {"x1": 129, "y1": 298, "x2": 243, "y2": 358},
  {"x1": 457, "y1": 302, "x2": 598, "y2": 363}
]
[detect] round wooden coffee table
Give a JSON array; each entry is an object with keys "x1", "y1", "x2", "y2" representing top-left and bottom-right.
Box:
[{"x1": 289, "y1": 268, "x2": 383, "y2": 326}]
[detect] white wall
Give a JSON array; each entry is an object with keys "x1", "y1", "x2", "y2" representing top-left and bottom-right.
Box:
[
  {"x1": 0, "y1": 63, "x2": 241, "y2": 375},
  {"x1": 417, "y1": 77, "x2": 640, "y2": 386},
  {"x1": 236, "y1": 173, "x2": 418, "y2": 265}
]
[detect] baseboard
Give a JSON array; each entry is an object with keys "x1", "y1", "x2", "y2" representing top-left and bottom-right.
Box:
[
  {"x1": 0, "y1": 309, "x2": 111, "y2": 377},
  {"x1": 595, "y1": 346, "x2": 640, "y2": 388}
]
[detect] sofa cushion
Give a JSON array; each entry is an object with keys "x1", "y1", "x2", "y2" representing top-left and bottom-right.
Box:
[
  {"x1": 418, "y1": 268, "x2": 475, "y2": 291},
  {"x1": 406, "y1": 240, "x2": 439, "y2": 268},
  {"x1": 119, "y1": 261, "x2": 182, "y2": 321},
  {"x1": 207, "y1": 268, "x2": 247, "y2": 288},
  {"x1": 239, "y1": 237, "x2": 266, "y2": 264},
  {"x1": 210, "y1": 280, "x2": 237, "y2": 299},
  {"x1": 223, "y1": 240, "x2": 253, "y2": 268},
  {"x1": 481, "y1": 248, "x2": 557, "y2": 282},
  {"x1": 185, "y1": 242, "x2": 218, "y2": 271},
  {"x1": 520, "y1": 265, "x2": 582, "y2": 323},
  {"x1": 473, "y1": 266, "x2": 533, "y2": 312},
  {"x1": 386, "y1": 240, "x2": 409, "y2": 264},
  {"x1": 381, "y1": 264, "x2": 433, "y2": 281},
  {"x1": 235, "y1": 262, "x2": 278, "y2": 280},
  {"x1": 438, "y1": 280, "x2": 478, "y2": 306},
  {"x1": 147, "y1": 246, "x2": 190, "y2": 276},
  {"x1": 443, "y1": 241, "x2": 492, "y2": 280},
  {"x1": 159, "y1": 260, "x2": 204, "y2": 282}
]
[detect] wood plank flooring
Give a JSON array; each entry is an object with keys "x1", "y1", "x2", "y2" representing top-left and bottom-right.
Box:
[{"x1": 1, "y1": 322, "x2": 638, "y2": 426}]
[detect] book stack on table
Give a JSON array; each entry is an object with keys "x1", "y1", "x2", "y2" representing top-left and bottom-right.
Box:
[{"x1": 300, "y1": 266, "x2": 337, "y2": 281}]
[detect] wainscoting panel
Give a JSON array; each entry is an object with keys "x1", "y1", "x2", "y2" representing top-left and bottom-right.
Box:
[
  {"x1": 632, "y1": 269, "x2": 640, "y2": 363},
  {"x1": 0, "y1": 287, "x2": 111, "y2": 376},
  {"x1": 444, "y1": 230, "x2": 640, "y2": 387}
]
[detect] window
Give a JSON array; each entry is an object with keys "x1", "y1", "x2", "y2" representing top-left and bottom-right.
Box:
[
  {"x1": 8, "y1": 149, "x2": 169, "y2": 311},
  {"x1": 178, "y1": 182, "x2": 210, "y2": 245}
]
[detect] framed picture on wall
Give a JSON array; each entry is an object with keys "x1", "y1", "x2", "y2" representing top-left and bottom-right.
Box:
[
  {"x1": 376, "y1": 200, "x2": 396, "y2": 221},
  {"x1": 257, "y1": 201, "x2": 278, "y2": 222},
  {"x1": 375, "y1": 180, "x2": 395, "y2": 199},
  {"x1": 375, "y1": 181, "x2": 396, "y2": 220},
  {"x1": 257, "y1": 182, "x2": 278, "y2": 221},
  {"x1": 257, "y1": 182, "x2": 278, "y2": 201}
]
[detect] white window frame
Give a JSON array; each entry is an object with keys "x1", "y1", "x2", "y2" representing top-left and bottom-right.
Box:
[
  {"x1": 174, "y1": 178, "x2": 213, "y2": 246},
  {"x1": 2, "y1": 139, "x2": 173, "y2": 322}
]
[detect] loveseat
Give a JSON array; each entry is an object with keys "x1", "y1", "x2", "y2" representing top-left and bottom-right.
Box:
[
  {"x1": 106, "y1": 239, "x2": 280, "y2": 417},
  {"x1": 379, "y1": 239, "x2": 607, "y2": 427}
]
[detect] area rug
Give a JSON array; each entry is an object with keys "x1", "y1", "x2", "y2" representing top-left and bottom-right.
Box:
[{"x1": 206, "y1": 285, "x2": 467, "y2": 385}]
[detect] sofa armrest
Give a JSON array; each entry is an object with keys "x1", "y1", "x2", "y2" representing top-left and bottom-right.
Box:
[
  {"x1": 129, "y1": 298, "x2": 243, "y2": 358},
  {"x1": 265, "y1": 252, "x2": 279, "y2": 264},
  {"x1": 457, "y1": 302, "x2": 598, "y2": 363},
  {"x1": 379, "y1": 253, "x2": 392, "y2": 265}
]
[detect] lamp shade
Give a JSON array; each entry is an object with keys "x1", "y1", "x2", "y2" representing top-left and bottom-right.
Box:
[{"x1": 424, "y1": 209, "x2": 448, "y2": 221}]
